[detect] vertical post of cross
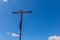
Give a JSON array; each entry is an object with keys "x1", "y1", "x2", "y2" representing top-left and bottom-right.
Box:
[{"x1": 19, "y1": 10, "x2": 23, "y2": 40}]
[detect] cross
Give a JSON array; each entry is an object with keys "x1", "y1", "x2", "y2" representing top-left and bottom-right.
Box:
[{"x1": 12, "y1": 10, "x2": 32, "y2": 40}]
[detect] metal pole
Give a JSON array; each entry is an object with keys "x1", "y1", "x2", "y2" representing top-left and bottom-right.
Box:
[{"x1": 19, "y1": 14, "x2": 23, "y2": 40}]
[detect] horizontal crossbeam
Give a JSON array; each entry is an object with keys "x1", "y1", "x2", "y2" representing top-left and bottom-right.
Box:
[{"x1": 12, "y1": 11, "x2": 32, "y2": 14}]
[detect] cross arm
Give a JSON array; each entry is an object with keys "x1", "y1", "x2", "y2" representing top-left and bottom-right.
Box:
[
  {"x1": 24, "y1": 11, "x2": 32, "y2": 13},
  {"x1": 12, "y1": 12, "x2": 19, "y2": 14},
  {"x1": 12, "y1": 10, "x2": 32, "y2": 14}
]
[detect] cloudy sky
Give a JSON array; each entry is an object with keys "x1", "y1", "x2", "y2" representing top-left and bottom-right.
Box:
[
  {"x1": 48, "y1": 36, "x2": 60, "y2": 40},
  {"x1": 0, "y1": 0, "x2": 60, "y2": 40}
]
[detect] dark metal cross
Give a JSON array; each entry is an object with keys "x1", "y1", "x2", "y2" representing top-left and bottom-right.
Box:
[{"x1": 12, "y1": 10, "x2": 32, "y2": 40}]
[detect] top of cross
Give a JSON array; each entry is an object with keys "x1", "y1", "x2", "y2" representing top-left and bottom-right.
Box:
[{"x1": 12, "y1": 10, "x2": 32, "y2": 14}]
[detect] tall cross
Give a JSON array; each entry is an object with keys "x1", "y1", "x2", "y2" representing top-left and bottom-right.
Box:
[{"x1": 12, "y1": 10, "x2": 32, "y2": 40}]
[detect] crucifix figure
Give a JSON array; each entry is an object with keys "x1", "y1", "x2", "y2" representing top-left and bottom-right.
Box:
[{"x1": 12, "y1": 10, "x2": 32, "y2": 40}]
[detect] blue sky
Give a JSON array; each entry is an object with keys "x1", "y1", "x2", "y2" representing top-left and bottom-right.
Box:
[{"x1": 0, "y1": 0, "x2": 60, "y2": 40}]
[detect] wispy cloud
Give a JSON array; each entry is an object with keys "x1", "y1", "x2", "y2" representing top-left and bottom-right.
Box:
[
  {"x1": 11, "y1": 33, "x2": 19, "y2": 37},
  {"x1": 48, "y1": 36, "x2": 60, "y2": 40},
  {"x1": 6, "y1": 32, "x2": 19, "y2": 37},
  {"x1": 3, "y1": 0, "x2": 8, "y2": 2},
  {"x1": 7, "y1": 32, "x2": 10, "y2": 34}
]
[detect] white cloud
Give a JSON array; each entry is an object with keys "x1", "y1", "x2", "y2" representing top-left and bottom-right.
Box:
[
  {"x1": 3, "y1": 0, "x2": 8, "y2": 2},
  {"x1": 11, "y1": 33, "x2": 19, "y2": 37},
  {"x1": 48, "y1": 36, "x2": 60, "y2": 40},
  {"x1": 6, "y1": 32, "x2": 19, "y2": 37}
]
